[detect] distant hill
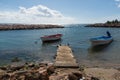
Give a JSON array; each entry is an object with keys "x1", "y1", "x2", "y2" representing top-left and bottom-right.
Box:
[
  {"x1": 0, "y1": 24, "x2": 64, "y2": 31},
  {"x1": 86, "y1": 19, "x2": 120, "y2": 28}
]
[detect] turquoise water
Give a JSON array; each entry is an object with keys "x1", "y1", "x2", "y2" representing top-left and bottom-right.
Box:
[{"x1": 0, "y1": 24, "x2": 120, "y2": 66}]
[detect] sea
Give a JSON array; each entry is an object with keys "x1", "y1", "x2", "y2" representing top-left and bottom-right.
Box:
[{"x1": 0, "y1": 24, "x2": 120, "y2": 67}]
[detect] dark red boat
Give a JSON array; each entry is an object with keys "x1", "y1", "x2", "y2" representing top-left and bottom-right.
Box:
[{"x1": 41, "y1": 34, "x2": 62, "y2": 42}]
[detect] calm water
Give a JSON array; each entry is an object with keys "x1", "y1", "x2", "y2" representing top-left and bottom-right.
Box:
[{"x1": 0, "y1": 24, "x2": 120, "y2": 66}]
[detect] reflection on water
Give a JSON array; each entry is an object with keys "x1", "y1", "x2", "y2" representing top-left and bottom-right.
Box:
[
  {"x1": 89, "y1": 42, "x2": 113, "y2": 53},
  {"x1": 42, "y1": 39, "x2": 62, "y2": 46}
]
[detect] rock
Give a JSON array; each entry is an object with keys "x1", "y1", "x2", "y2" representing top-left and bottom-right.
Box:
[
  {"x1": 39, "y1": 63, "x2": 47, "y2": 67},
  {"x1": 84, "y1": 68, "x2": 120, "y2": 80},
  {"x1": 10, "y1": 74, "x2": 25, "y2": 80},
  {"x1": 72, "y1": 72, "x2": 83, "y2": 79},
  {"x1": 0, "y1": 66, "x2": 7, "y2": 70},
  {"x1": 39, "y1": 70, "x2": 49, "y2": 80},
  {"x1": 11, "y1": 57, "x2": 21, "y2": 62},
  {"x1": 68, "y1": 74, "x2": 78, "y2": 80},
  {"x1": 18, "y1": 75, "x2": 25, "y2": 80},
  {"x1": 0, "y1": 69, "x2": 8, "y2": 80},
  {"x1": 91, "y1": 76, "x2": 100, "y2": 80},
  {"x1": 113, "y1": 73, "x2": 120, "y2": 80},
  {"x1": 0, "y1": 69, "x2": 6, "y2": 75},
  {"x1": 0, "y1": 74, "x2": 10, "y2": 80},
  {"x1": 49, "y1": 72, "x2": 83, "y2": 80},
  {"x1": 79, "y1": 66, "x2": 85, "y2": 72},
  {"x1": 49, "y1": 74, "x2": 68, "y2": 80},
  {"x1": 38, "y1": 67, "x2": 46, "y2": 72},
  {"x1": 10, "y1": 70, "x2": 49, "y2": 80},
  {"x1": 47, "y1": 65, "x2": 55, "y2": 75},
  {"x1": 9, "y1": 65, "x2": 24, "y2": 71},
  {"x1": 14, "y1": 70, "x2": 28, "y2": 75},
  {"x1": 28, "y1": 63, "x2": 35, "y2": 67},
  {"x1": 8, "y1": 62, "x2": 25, "y2": 71},
  {"x1": 117, "y1": 68, "x2": 120, "y2": 71},
  {"x1": 24, "y1": 72, "x2": 40, "y2": 80},
  {"x1": 47, "y1": 63, "x2": 54, "y2": 66},
  {"x1": 38, "y1": 67, "x2": 49, "y2": 80},
  {"x1": 85, "y1": 75, "x2": 92, "y2": 80}
]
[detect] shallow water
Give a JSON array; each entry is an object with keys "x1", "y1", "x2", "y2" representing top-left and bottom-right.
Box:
[{"x1": 0, "y1": 24, "x2": 120, "y2": 66}]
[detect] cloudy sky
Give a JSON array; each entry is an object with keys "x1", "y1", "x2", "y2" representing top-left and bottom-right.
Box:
[{"x1": 0, "y1": 0, "x2": 120, "y2": 24}]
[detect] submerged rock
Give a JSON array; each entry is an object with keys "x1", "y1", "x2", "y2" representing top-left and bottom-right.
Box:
[{"x1": 11, "y1": 57, "x2": 21, "y2": 62}]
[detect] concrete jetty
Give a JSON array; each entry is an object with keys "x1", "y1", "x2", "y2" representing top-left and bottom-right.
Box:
[{"x1": 54, "y1": 45, "x2": 79, "y2": 68}]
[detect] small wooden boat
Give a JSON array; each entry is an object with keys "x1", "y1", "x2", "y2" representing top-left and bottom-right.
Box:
[
  {"x1": 41, "y1": 34, "x2": 62, "y2": 42},
  {"x1": 90, "y1": 31, "x2": 113, "y2": 46},
  {"x1": 90, "y1": 36, "x2": 113, "y2": 46}
]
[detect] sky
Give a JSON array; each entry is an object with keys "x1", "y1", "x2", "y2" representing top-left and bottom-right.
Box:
[{"x1": 0, "y1": 0, "x2": 120, "y2": 24}]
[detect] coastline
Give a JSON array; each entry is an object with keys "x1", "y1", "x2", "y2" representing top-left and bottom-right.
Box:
[
  {"x1": 86, "y1": 19, "x2": 120, "y2": 28},
  {"x1": 86, "y1": 23, "x2": 120, "y2": 28},
  {"x1": 0, "y1": 24, "x2": 120, "y2": 80},
  {"x1": 0, "y1": 24, "x2": 64, "y2": 31},
  {"x1": 0, "y1": 62, "x2": 119, "y2": 80}
]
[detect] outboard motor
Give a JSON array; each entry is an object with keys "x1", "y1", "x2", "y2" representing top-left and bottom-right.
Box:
[{"x1": 106, "y1": 31, "x2": 111, "y2": 37}]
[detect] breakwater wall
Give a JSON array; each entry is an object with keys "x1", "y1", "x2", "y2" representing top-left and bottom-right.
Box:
[{"x1": 0, "y1": 24, "x2": 64, "y2": 31}]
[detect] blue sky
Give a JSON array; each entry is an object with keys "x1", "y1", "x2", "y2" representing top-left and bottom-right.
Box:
[{"x1": 0, "y1": 0, "x2": 120, "y2": 24}]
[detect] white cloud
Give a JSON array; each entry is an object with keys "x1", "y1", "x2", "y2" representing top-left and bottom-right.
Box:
[
  {"x1": 115, "y1": 0, "x2": 120, "y2": 2},
  {"x1": 0, "y1": 5, "x2": 76, "y2": 24},
  {"x1": 115, "y1": 0, "x2": 120, "y2": 7},
  {"x1": 118, "y1": 4, "x2": 120, "y2": 7}
]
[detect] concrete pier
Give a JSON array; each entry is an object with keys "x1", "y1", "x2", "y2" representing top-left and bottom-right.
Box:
[{"x1": 54, "y1": 46, "x2": 79, "y2": 68}]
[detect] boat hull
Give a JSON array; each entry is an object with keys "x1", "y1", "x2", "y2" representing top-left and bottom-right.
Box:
[
  {"x1": 41, "y1": 37, "x2": 61, "y2": 42},
  {"x1": 41, "y1": 34, "x2": 62, "y2": 42},
  {"x1": 90, "y1": 36, "x2": 113, "y2": 46}
]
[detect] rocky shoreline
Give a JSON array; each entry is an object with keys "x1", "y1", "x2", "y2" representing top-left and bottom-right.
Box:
[
  {"x1": 86, "y1": 23, "x2": 120, "y2": 28},
  {"x1": 86, "y1": 19, "x2": 120, "y2": 28},
  {"x1": 0, "y1": 24, "x2": 64, "y2": 31},
  {"x1": 0, "y1": 62, "x2": 119, "y2": 80}
]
